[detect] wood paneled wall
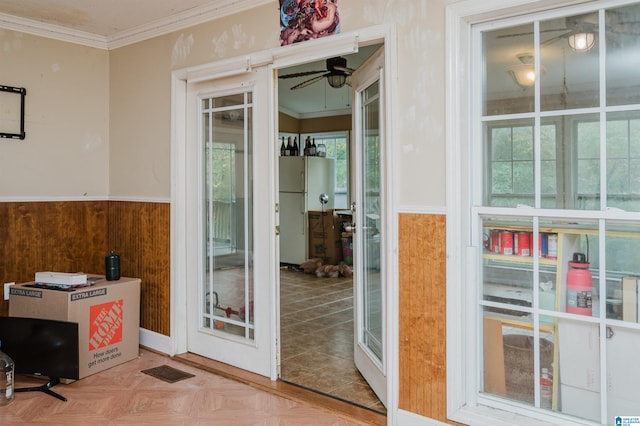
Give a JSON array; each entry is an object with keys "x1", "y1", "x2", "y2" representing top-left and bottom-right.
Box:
[
  {"x1": 0, "y1": 201, "x2": 108, "y2": 316},
  {"x1": 107, "y1": 201, "x2": 170, "y2": 335},
  {"x1": 0, "y1": 200, "x2": 171, "y2": 337},
  {"x1": 398, "y1": 213, "x2": 450, "y2": 422},
  {"x1": 2, "y1": 204, "x2": 461, "y2": 423}
]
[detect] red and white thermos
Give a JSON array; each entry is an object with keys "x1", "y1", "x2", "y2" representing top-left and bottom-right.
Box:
[{"x1": 566, "y1": 252, "x2": 592, "y2": 315}]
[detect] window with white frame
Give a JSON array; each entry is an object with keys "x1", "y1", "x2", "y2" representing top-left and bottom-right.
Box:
[{"x1": 471, "y1": 2, "x2": 640, "y2": 425}]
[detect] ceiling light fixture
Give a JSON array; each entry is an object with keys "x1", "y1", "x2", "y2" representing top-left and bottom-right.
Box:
[
  {"x1": 326, "y1": 74, "x2": 347, "y2": 88},
  {"x1": 508, "y1": 64, "x2": 537, "y2": 88},
  {"x1": 506, "y1": 53, "x2": 544, "y2": 89},
  {"x1": 568, "y1": 32, "x2": 596, "y2": 52}
]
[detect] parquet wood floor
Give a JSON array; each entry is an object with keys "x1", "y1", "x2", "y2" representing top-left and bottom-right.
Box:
[{"x1": 0, "y1": 348, "x2": 374, "y2": 425}]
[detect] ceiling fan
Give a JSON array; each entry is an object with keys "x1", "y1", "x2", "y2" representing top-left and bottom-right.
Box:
[
  {"x1": 279, "y1": 56, "x2": 355, "y2": 90},
  {"x1": 496, "y1": 14, "x2": 599, "y2": 47},
  {"x1": 496, "y1": 12, "x2": 640, "y2": 50}
]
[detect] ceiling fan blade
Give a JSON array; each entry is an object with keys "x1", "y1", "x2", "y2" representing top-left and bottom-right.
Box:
[
  {"x1": 496, "y1": 28, "x2": 567, "y2": 39},
  {"x1": 333, "y1": 65, "x2": 355, "y2": 75},
  {"x1": 609, "y1": 21, "x2": 640, "y2": 35},
  {"x1": 541, "y1": 30, "x2": 573, "y2": 46},
  {"x1": 279, "y1": 70, "x2": 327, "y2": 79},
  {"x1": 290, "y1": 74, "x2": 328, "y2": 90}
]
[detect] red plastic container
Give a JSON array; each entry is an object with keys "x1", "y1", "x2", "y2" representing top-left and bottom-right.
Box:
[{"x1": 566, "y1": 253, "x2": 592, "y2": 316}]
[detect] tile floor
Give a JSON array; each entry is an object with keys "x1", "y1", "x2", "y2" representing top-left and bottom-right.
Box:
[{"x1": 279, "y1": 267, "x2": 386, "y2": 414}]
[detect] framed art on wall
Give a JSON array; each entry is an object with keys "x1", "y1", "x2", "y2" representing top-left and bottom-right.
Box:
[{"x1": 0, "y1": 85, "x2": 26, "y2": 140}]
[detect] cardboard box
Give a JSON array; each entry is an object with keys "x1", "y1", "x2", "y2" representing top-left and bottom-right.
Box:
[
  {"x1": 558, "y1": 319, "x2": 599, "y2": 391},
  {"x1": 9, "y1": 276, "x2": 140, "y2": 379},
  {"x1": 558, "y1": 320, "x2": 640, "y2": 417},
  {"x1": 559, "y1": 384, "x2": 600, "y2": 421},
  {"x1": 308, "y1": 210, "x2": 349, "y2": 264}
]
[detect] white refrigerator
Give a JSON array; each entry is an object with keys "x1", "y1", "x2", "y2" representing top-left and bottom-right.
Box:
[{"x1": 279, "y1": 156, "x2": 335, "y2": 265}]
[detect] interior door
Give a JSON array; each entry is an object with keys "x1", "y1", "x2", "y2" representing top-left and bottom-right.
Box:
[
  {"x1": 184, "y1": 66, "x2": 272, "y2": 376},
  {"x1": 351, "y1": 47, "x2": 387, "y2": 406}
]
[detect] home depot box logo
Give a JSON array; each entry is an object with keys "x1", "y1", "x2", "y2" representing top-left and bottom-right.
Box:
[{"x1": 89, "y1": 299, "x2": 124, "y2": 350}]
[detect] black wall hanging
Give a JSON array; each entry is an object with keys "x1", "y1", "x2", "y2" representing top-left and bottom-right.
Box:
[{"x1": 0, "y1": 85, "x2": 26, "y2": 140}]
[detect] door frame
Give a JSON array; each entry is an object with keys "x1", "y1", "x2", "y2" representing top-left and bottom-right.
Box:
[{"x1": 170, "y1": 24, "x2": 398, "y2": 418}]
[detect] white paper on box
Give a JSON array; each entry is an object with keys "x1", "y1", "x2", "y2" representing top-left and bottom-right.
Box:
[{"x1": 35, "y1": 271, "x2": 87, "y2": 285}]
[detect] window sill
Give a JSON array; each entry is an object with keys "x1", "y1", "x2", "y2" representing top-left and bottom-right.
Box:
[{"x1": 449, "y1": 402, "x2": 596, "y2": 426}]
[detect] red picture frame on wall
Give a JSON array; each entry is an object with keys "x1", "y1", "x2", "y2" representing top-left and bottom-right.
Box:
[{"x1": 279, "y1": 0, "x2": 340, "y2": 46}]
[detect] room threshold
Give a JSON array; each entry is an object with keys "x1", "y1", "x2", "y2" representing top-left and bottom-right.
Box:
[{"x1": 171, "y1": 351, "x2": 386, "y2": 426}]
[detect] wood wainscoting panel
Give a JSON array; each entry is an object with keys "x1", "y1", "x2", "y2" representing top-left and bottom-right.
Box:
[
  {"x1": 398, "y1": 213, "x2": 449, "y2": 421},
  {"x1": 0, "y1": 203, "x2": 16, "y2": 316},
  {"x1": 108, "y1": 201, "x2": 170, "y2": 336},
  {"x1": 0, "y1": 201, "x2": 108, "y2": 316}
]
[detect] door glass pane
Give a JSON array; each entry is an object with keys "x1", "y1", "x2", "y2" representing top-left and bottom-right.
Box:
[
  {"x1": 360, "y1": 80, "x2": 382, "y2": 361},
  {"x1": 202, "y1": 92, "x2": 254, "y2": 340}
]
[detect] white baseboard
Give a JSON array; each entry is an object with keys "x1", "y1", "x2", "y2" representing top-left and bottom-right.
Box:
[
  {"x1": 397, "y1": 409, "x2": 449, "y2": 426},
  {"x1": 139, "y1": 328, "x2": 172, "y2": 355}
]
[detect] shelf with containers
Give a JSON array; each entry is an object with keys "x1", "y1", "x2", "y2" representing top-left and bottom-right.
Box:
[
  {"x1": 481, "y1": 220, "x2": 565, "y2": 411},
  {"x1": 480, "y1": 217, "x2": 640, "y2": 420}
]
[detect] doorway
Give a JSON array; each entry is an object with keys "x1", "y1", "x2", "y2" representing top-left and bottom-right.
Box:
[
  {"x1": 171, "y1": 31, "x2": 393, "y2": 419},
  {"x1": 276, "y1": 44, "x2": 385, "y2": 412}
]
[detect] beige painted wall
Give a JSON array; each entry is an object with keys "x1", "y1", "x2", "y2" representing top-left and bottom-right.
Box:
[
  {"x1": 108, "y1": 0, "x2": 446, "y2": 207},
  {"x1": 0, "y1": 30, "x2": 109, "y2": 197},
  {"x1": 0, "y1": 0, "x2": 447, "y2": 205}
]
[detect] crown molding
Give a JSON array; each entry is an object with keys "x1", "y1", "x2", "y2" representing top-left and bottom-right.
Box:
[
  {"x1": 106, "y1": 0, "x2": 272, "y2": 50},
  {"x1": 278, "y1": 105, "x2": 352, "y2": 120},
  {"x1": 0, "y1": 0, "x2": 272, "y2": 50},
  {"x1": 0, "y1": 12, "x2": 108, "y2": 49}
]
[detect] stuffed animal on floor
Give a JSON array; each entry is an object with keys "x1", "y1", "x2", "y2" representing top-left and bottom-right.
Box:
[
  {"x1": 299, "y1": 258, "x2": 324, "y2": 274},
  {"x1": 338, "y1": 262, "x2": 353, "y2": 278},
  {"x1": 315, "y1": 264, "x2": 341, "y2": 278},
  {"x1": 299, "y1": 258, "x2": 353, "y2": 278}
]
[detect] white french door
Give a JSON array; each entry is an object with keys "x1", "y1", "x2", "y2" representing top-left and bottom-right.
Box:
[
  {"x1": 184, "y1": 66, "x2": 273, "y2": 376},
  {"x1": 351, "y1": 47, "x2": 387, "y2": 406}
]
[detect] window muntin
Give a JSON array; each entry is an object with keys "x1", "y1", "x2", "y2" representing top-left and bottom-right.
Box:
[{"x1": 476, "y1": 2, "x2": 640, "y2": 423}]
